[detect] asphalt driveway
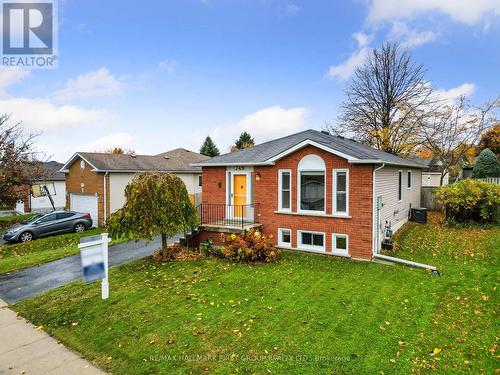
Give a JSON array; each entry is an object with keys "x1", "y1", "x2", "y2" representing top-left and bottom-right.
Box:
[{"x1": 0, "y1": 235, "x2": 179, "y2": 304}]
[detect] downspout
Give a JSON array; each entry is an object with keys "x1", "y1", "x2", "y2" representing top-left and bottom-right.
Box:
[
  {"x1": 103, "y1": 172, "x2": 109, "y2": 225},
  {"x1": 372, "y1": 163, "x2": 439, "y2": 274},
  {"x1": 372, "y1": 163, "x2": 385, "y2": 256}
]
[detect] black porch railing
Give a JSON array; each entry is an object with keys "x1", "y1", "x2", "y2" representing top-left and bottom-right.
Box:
[{"x1": 197, "y1": 203, "x2": 260, "y2": 229}]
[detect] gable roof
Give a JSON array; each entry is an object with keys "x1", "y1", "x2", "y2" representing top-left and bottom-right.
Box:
[
  {"x1": 192, "y1": 129, "x2": 423, "y2": 168},
  {"x1": 36, "y1": 161, "x2": 66, "y2": 181},
  {"x1": 61, "y1": 149, "x2": 209, "y2": 173}
]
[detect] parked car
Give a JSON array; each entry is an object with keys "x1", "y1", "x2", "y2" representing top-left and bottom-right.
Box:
[{"x1": 2, "y1": 211, "x2": 93, "y2": 243}]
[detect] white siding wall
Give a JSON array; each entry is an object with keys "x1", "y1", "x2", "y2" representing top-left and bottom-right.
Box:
[
  {"x1": 374, "y1": 167, "x2": 422, "y2": 249},
  {"x1": 177, "y1": 173, "x2": 202, "y2": 195},
  {"x1": 421, "y1": 172, "x2": 448, "y2": 187},
  {"x1": 30, "y1": 181, "x2": 66, "y2": 212},
  {"x1": 109, "y1": 173, "x2": 135, "y2": 214},
  {"x1": 109, "y1": 172, "x2": 203, "y2": 214}
]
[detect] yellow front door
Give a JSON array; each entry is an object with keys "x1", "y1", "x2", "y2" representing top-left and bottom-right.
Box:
[{"x1": 233, "y1": 174, "x2": 247, "y2": 217}]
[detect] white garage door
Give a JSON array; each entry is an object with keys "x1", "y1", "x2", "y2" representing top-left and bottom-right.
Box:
[{"x1": 70, "y1": 194, "x2": 98, "y2": 227}]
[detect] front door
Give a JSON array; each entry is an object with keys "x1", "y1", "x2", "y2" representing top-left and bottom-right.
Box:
[{"x1": 233, "y1": 174, "x2": 247, "y2": 217}]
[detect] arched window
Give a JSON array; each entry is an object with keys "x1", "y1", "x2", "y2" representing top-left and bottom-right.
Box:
[{"x1": 298, "y1": 154, "x2": 326, "y2": 213}]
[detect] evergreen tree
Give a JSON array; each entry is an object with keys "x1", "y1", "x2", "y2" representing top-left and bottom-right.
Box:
[
  {"x1": 472, "y1": 148, "x2": 500, "y2": 178},
  {"x1": 199, "y1": 136, "x2": 220, "y2": 157},
  {"x1": 234, "y1": 131, "x2": 255, "y2": 150}
]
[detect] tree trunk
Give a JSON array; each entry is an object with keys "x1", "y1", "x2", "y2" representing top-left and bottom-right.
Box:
[{"x1": 161, "y1": 233, "x2": 167, "y2": 249}]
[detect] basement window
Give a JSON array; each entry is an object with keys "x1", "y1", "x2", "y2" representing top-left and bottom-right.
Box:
[{"x1": 298, "y1": 230, "x2": 325, "y2": 252}]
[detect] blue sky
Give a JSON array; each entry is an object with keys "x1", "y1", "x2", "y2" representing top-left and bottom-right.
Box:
[{"x1": 1, "y1": 0, "x2": 500, "y2": 161}]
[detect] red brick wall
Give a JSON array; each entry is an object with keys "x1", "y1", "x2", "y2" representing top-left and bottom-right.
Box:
[
  {"x1": 65, "y1": 156, "x2": 109, "y2": 226},
  {"x1": 200, "y1": 146, "x2": 374, "y2": 259}
]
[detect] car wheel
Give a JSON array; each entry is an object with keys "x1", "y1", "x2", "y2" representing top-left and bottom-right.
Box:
[
  {"x1": 19, "y1": 231, "x2": 33, "y2": 242},
  {"x1": 74, "y1": 223, "x2": 86, "y2": 233}
]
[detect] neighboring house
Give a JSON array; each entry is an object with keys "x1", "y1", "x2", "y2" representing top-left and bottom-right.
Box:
[
  {"x1": 190, "y1": 129, "x2": 423, "y2": 260},
  {"x1": 15, "y1": 161, "x2": 66, "y2": 214},
  {"x1": 413, "y1": 158, "x2": 449, "y2": 187},
  {"x1": 60, "y1": 149, "x2": 209, "y2": 227}
]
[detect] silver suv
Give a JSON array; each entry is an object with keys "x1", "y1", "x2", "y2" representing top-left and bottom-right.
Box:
[{"x1": 2, "y1": 211, "x2": 93, "y2": 243}]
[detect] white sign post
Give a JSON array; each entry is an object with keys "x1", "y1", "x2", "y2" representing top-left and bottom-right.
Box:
[{"x1": 79, "y1": 233, "x2": 111, "y2": 300}]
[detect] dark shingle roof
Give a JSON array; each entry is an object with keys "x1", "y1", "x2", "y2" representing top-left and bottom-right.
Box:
[
  {"x1": 37, "y1": 161, "x2": 66, "y2": 181},
  {"x1": 193, "y1": 129, "x2": 423, "y2": 168},
  {"x1": 67, "y1": 149, "x2": 209, "y2": 172}
]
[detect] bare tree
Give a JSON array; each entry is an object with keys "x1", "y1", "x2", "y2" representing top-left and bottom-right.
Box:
[
  {"x1": 421, "y1": 96, "x2": 499, "y2": 185},
  {"x1": 328, "y1": 42, "x2": 437, "y2": 156},
  {"x1": 0, "y1": 114, "x2": 45, "y2": 208},
  {"x1": 103, "y1": 147, "x2": 136, "y2": 155}
]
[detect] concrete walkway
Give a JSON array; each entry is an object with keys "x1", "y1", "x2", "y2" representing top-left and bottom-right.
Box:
[
  {"x1": 0, "y1": 298, "x2": 105, "y2": 374},
  {"x1": 0, "y1": 234, "x2": 179, "y2": 304}
]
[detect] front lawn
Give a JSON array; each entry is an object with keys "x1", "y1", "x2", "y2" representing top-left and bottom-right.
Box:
[
  {"x1": 0, "y1": 214, "x2": 33, "y2": 230},
  {"x1": 14, "y1": 213, "x2": 499, "y2": 374},
  {"x1": 0, "y1": 228, "x2": 104, "y2": 274}
]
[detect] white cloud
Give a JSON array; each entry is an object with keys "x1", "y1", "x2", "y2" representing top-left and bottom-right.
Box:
[
  {"x1": 54, "y1": 68, "x2": 123, "y2": 100},
  {"x1": 212, "y1": 106, "x2": 309, "y2": 149},
  {"x1": 158, "y1": 58, "x2": 179, "y2": 74},
  {"x1": 325, "y1": 47, "x2": 370, "y2": 80},
  {"x1": 368, "y1": 0, "x2": 500, "y2": 25},
  {"x1": 0, "y1": 68, "x2": 30, "y2": 97},
  {"x1": 353, "y1": 32, "x2": 372, "y2": 48},
  {"x1": 78, "y1": 132, "x2": 136, "y2": 152},
  {"x1": 0, "y1": 97, "x2": 105, "y2": 132},
  {"x1": 435, "y1": 83, "x2": 476, "y2": 104},
  {"x1": 285, "y1": 4, "x2": 301, "y2": 15},
  {"x1": 389, "y1": 22, "x2": 437, "y2": 48}
]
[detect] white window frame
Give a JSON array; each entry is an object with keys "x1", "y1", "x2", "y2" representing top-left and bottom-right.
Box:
[
  {"x1": 407, "y1": 170, "x2": 412, "y2": 190},
  {"x1": 398, "y1": 170, "x2": 403, "y2": 202},
  {"x1": 297, "y1": 230, "x2": 326, "y2": 252},
  {"x1": 297, "y1": 155, "x2": 326, "y2": 215},
  {"x1": 333, "y1": 169, "x2": 349, "y2": 216},
  {"x1": 278, "y1": 169, "x2": 292, "y2": 212},
  {"x1": 332, "y1": 233, "x2": 349, "y2": 255},
  {"x1": 277, "y1": 228, "x2": 292, "y2": 248},
  {"x1": 198, "y1": 175, "x2": 202, "y2": 187}
]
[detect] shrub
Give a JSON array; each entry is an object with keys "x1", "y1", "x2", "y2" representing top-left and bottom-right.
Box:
[
  {"x1": 153, "y1": 244, "x2": 202, "y2": 262},
  {"x1": 217, "y1": 229, "x2": 282, "y2": 263},
  {"x1": 436, "y1": 179, "x2": 500, "y2": 223},
  {"x1": 472, "y1": 148, "x2": 500, "y2": 178}
]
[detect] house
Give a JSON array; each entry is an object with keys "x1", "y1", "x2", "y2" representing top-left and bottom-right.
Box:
[
  {"x1": 15, "y1": 161, "x2": 67, "y2": 214},
  {"x1": 60, "y1": 149, "x2": 209, "y2": 227},
  {"x1": 413, "y1": 158, "x2": 449, "y2": 187},
  {"x1": 190, "y1": 129, "x2": 424, "y2": 260}
]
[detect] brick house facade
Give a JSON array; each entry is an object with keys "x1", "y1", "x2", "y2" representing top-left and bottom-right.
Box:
[{"x1": 191, "y1": 130, "x2": 423, "y2": 261}]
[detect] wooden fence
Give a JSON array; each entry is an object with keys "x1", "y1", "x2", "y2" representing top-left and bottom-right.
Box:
[{"x1": 421, "y1": 187, "x2": 442, "y2": 211}]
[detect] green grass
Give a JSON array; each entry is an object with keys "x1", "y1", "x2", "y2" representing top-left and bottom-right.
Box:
[
  {"x1": 0, "y1": 214, "x2": 33, "y2": 230},
  {"x1": 14, "y1": 213, "x2": 499, "y2": 374},
  {"x1": 0, "y1": 228, "x2": 105, "y2": 274}
]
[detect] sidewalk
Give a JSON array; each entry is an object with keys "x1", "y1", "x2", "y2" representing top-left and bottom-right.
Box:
[{"x1": 0, "y1": 299, "x2": 105, "y2": 375}]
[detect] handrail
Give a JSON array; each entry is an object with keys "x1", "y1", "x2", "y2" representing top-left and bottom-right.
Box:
[{"x1": 197, "y1": 203, "x2": 260, "y2": 228}]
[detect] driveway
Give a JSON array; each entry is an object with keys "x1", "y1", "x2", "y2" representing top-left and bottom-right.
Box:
[{"x1": 0, "y1": 235, "x2": 179, "y2": 304}]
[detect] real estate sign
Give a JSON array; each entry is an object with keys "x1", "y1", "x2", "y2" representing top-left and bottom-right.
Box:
[{"x1": 79, "y1": 233, "x2": 111, "y2": 299}]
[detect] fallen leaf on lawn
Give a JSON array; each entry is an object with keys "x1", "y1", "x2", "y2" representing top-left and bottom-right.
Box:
[
  {"x1": 474, "y1": 310, "x2": 481, "y2": 315},
  {"x1": 35, "y1": 325, "x2": 44, "y2": 331},
  {"x1": 430, "y1": 348, "x2": 441, "y2": 356},
  {"x1": 482, "y1": 295, "x2": 489, "y2": 301}
]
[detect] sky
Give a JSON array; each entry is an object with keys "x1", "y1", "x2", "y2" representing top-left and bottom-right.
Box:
[{"x1": 1, "y1": 0, "x2": 500, "y2": 162}]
